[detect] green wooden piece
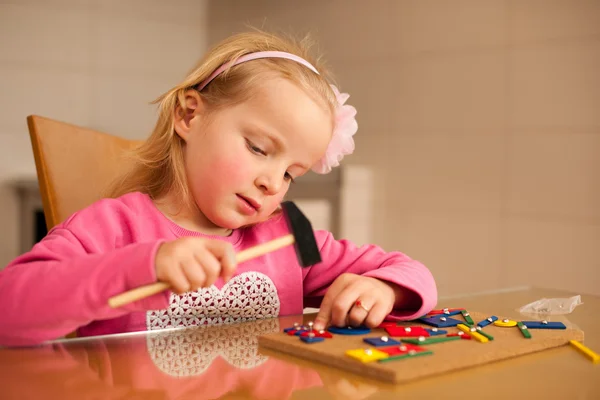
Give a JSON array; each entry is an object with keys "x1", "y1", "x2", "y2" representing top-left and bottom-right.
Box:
[
  {"x1": 461, "y1": 310, "x2": 475, "y2": 325},
  {"x1": 402, "y1": 336, "x2": 462, "y2": 345},
  {"x1": 378, "y1": 350, "x2": 434, "y2": 363},
  {"x1": 475, "y1": 327, "x2": 495, "y2": 341},
  {"x1": 517, "y1": 321, "x2": 532, "y2": 339}
]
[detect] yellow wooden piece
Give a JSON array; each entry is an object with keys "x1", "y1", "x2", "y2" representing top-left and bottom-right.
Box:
[
  {"x1": 569, "y1": 340, "x2": 600, "y2": 364},
  {"x1": 494, "y1": 319, "x2": 517, "y2": 327},
  {"x1": 457, "y1": 324, "x2": 489, "y2": 343},
  {"x1": 346, "y1": 348, "x2": 389, "y2": 363}
]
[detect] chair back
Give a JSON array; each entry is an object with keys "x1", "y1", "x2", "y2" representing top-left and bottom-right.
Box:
[{"x1": 27, "y1": 115, "x2": 142, "y2": 229}]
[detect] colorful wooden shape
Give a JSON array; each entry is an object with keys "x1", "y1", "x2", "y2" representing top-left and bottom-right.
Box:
[
  {"x1": 427, "y1": 310, "x2": 462, "y2": 317},
  {"x1": 448, "y1": 332, "x2": 472, "y2": 340},
  {"x1": 569, "y1": 340, "x2": 600, "y2": 364},
  {"x1": 300, "y1": 330, "x2": 333, "y2": 339},
  {"x1": 475, "y1": 326, "x2": 494, "y2": 341},
  {"x1": 287, "y1": 328, "x2": 309, "y2": 336},
  {"x1": 521, "y1": 321, "x2": 566, "y2": 329},
  {"x1": 494, "y1": 319, "x2": 517, "y2": 327},
  {"x1": 378, "y1": 343, "x2": 427, "y2": 356},
  {"x1": 461, "y1": 310, "x2": 475, "y2": 325},
  {"x1": 427, "y1": 308, "x2": 465, "y2": 316},
  {"x1": 385, "y1": 326, "x2": 430, "y2": 337},
  {"x1": 377, "y1": 321, "x2": 398, "y2": 329},
  {"x1": 403, "y1": 335, "x2": 462, "y2": 345},
  {"x1": 363, "y1": 336, "x2": 401, "y2": 347},
  {"x1": 328, "y1": 326, "x2": 371, "y2": 335},
  {"x1": 476, "y1": 315, "x2": 498, "y2": 328},
  {"x1": 425, "y1": 328, "x2": 448, "y2": 336},
  {"x1": 419, "y1": 316, "x2": 462, "y2": 328},
  {"x1": 300, "y1": 336, "x2": 324, "y2": 344},
  {"x1": 378, "y1": 350, "x2": 434, "y2": 363},
  {"x1": 283, "y1": 323, "x2": 302, "y2": 333},
  {"x1": 457, "y1": 324, "x2": 489, "y2": 343},
  {"x1": 517, "y1": 322, "x2": 532, "y2": 338},
  {"x1": 346, "y1": 348, "x2": 389, "y2": 363}
]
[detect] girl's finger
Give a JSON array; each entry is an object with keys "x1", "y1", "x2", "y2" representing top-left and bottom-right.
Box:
[
  {"x1": 201, "y1": 240, "x2": 237, "y2": 282},
  {"x1": 313, "y1": 275, "x2": 353, "y2": 330},
  {"x1": 346, "y1": 295, "x2": 375, "y2": 327},
  {"x1": 168, "y1": 263, "x2": 193, "y2": 294},
  {"x1": 194, "y1": 249, "x2": 221, "y2": 288},
  {"x1": 180, "y1": 259, "x2": 207, "y2": 290},
  {"x1": 363, "y1": 300, "x2": 392, "y2": 329},
  {"x1": 328, "y1": 283, "x2": 364, "y2": 327}
]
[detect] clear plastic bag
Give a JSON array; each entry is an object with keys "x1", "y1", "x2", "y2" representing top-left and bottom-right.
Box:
[{"x1": 518, "y1": 295, "x2": 583, "y2": 315}]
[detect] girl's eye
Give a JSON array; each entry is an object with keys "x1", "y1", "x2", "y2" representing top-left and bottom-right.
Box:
[
  {"x1": 246, "y1": 139, "x2": 266, "y2": 156},
  {"x1": 284, "y1": 172, "x2": 295, "y2": 183}
]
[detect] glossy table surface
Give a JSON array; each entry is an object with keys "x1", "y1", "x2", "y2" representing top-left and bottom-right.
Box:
[{"x1": 1, "y1": 287, "x2": 598, "y2": 399}]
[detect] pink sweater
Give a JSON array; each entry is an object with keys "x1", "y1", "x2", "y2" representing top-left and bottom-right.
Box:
[{"x1": 0, "y1": 192, "x2": 437, "y2": 346}]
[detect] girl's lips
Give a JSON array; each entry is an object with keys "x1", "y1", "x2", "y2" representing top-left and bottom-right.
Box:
[
  {"x1": 237, "y1": 195, "x2": 261, "y2": 210},
  {"x1": 236, "y1": 195, "x2": 260, "y2": 215}
]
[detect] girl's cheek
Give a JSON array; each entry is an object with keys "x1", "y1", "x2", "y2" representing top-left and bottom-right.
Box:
[{"x1": 212, "y1": 152, "x2": 251, "y2": 181}]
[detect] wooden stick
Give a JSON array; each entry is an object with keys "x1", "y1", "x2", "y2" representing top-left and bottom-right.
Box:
[
  {"x1": 570, "y1": 340, "x2": 600, "y2": 364},
  {"x1": 236, "y1": 234, "x2": 294, "y2": 263},
  {"x1": 108, "y1": 234, "x2": 295, "y2": 309}
]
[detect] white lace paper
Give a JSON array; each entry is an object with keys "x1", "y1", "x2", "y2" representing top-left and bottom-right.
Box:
[{"x1": 146, "y1": 271, "x2": 281, "y2": 330}]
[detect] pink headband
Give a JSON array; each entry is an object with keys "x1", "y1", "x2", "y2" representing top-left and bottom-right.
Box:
[
  {"x1": 196, "y1": 51, "x2": 319, "y2": 91},
  {"x1": 196, "y1": 51, "x2": 357, "y2": 174}
]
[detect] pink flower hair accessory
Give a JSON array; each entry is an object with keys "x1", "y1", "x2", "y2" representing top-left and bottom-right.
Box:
[
  {"x1": 196, "y1": 51, "x2": 358, "y2": 174},
  {"x1": 311, "y1": 84, "x2": 358, "y2": 174}
]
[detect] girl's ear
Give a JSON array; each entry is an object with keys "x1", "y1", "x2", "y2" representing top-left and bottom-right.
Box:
[{"x1": 173, "y1": 89, "x2": 204, "y2": 142}]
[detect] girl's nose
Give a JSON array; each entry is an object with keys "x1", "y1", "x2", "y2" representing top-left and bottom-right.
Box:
[{"x1": 255, "y1": 171, "x2": 284, "y2": 195}]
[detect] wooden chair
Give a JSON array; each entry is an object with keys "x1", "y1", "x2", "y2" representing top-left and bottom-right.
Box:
[
  {"x1": 27, "y1": 115, "x2": 142, "y2": 230},
  {"x1": 27, "y1": 115, "x2": 143, "y2": 339}
]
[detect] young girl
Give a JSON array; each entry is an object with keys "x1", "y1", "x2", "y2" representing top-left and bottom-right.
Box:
[{"x1": 0, "y1": 31, "x2": 437, "y2": 347}]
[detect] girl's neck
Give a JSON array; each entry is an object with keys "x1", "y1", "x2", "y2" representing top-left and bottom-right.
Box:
[{"x1": 153, "y1": 191, "x2": 233, "y2": 237}]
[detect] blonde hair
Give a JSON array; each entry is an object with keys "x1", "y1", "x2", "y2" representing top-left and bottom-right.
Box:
[{"x1": 107, "y1": 30, "x2": 338, "y2": 207}]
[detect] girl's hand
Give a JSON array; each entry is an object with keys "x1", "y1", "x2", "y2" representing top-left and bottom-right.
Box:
[
  {"x1": 313, "y1": 273, "x2": 396, "y2": 331},
  {"x1": 154, "y1": 237, "x2": 237, "y2": 294}
]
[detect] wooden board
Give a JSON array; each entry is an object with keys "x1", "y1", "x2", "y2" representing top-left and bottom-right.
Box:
[{"x1": 258, "y1": 311, "x2": 584, "y2": 384}]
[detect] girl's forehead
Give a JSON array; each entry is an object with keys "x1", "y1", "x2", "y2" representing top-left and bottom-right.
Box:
[
  {"x1": 249, "y1": 78, "x2": 332, "y2": 125},
  {"x1": 257, "y1": 80, "x2": 331, "y2": 131}
]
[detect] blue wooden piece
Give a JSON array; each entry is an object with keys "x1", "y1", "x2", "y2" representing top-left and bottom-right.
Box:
[
  {"x1": 434, "y1": 310, "x2": 462, "y2": 317},
  {"x1": 363, "y1": 336, "x2": 401, "y2": 347},
  {"x1": 521, "y1": 321, "x2": 566, "y2": 329},
  {"x1": 283, "y1": 325, "x2": 304, "y2": 333},
  {"x1": 476, "y1": 316, "x2": 498, "y2": 328},
  {"x1": 328, "y1": 326, "x2": 371, "y2": 335},
  {"x1": 300, "y1": 336, "x2": 325, "y2": 344},
  {"x1": 425, "y1": 328, "x2": 448, "y2": 336},
  {"x1": 419, "y1": 316, "x2": 462, "y2": 328}
]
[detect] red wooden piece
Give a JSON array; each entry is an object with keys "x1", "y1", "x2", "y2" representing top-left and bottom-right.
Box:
[
  {"x1": 377, "y1": 322, "x2": 398, "y2": 329},
  {"x1": 427, "y1": 308, "x2": 465, "y2": 315},
  {"x1": 448, "y1": 332, "x2": 472, "y2": 340},
  {"x1": 379, "y1": 343, "x2": 427, "y2": 356},
  {"x1": 300, "y1": 329, "x2": 333, "y2": 339},
  {"x1": 385, "y1": 326, "x2": 430, "y2": 337}
]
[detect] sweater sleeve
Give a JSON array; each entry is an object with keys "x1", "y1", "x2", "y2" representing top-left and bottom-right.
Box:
[
  {"x1": 0, "y1": 226, "x2": 169, "y2": 347},
  {"x1": 302, "y1": 231, "x2": 437, "y2": 320}
]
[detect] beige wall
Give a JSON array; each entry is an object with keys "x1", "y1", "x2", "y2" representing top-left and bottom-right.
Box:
[
  {"x1": 0, "y1": 0, "x2": 208, "y2": 267},
  {"x1": 207, "y1": 0, "x2": 600, "y2": 296}
]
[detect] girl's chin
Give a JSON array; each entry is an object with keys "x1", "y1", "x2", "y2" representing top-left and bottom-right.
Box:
[{"x1": 210, "y1": 213, "x2": 256, "y2": 231}]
